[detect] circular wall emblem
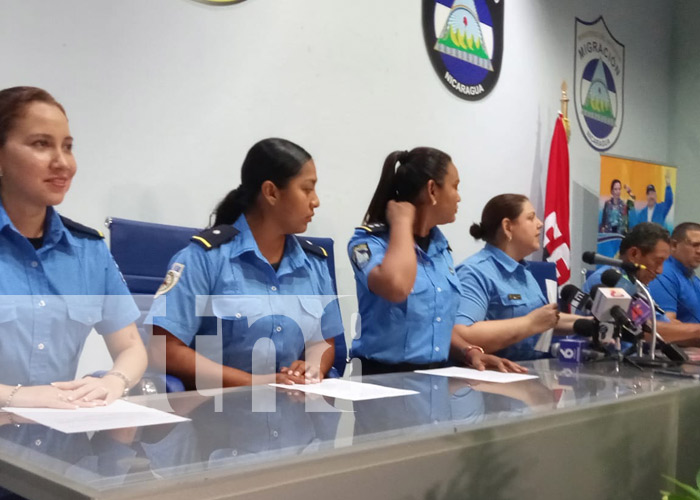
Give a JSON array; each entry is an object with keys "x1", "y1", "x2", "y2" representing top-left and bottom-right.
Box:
[
  {"x1": 574, "y1": 17, "x2": 625, "y2": 151},
  {"x1": 422, "y1": 0, "x2": 504, "y2": 101}
]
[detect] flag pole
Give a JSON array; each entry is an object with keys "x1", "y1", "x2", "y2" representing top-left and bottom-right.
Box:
[{"x1": 560, "y1": 81, "x2": 571, "y2": 143}]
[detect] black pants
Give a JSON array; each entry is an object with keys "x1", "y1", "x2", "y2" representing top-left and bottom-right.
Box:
[{"x1": 352, "y1": 357, "x2": 449, "y2": 376}]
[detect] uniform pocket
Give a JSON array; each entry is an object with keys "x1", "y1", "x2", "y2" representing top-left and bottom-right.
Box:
[
  {"x1": 65, "y1": 298, "x2": 103, "y2": 325},
  {"x1": 494, "y1": 292, "x2": 529, "y2": 319},
  {"x1": 0, "y1": 302, "x2": 18, "y2": 323}
]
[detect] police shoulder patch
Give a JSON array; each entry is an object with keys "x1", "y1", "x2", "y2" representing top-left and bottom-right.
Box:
[
  {"x1": 191, "y1": 225, "x2": 239, "y2": 250},
  {"x1": 60, "y1": 216, "x2": 104, "y2": 239},
  {"x1": 154, "y1": 263, "x2": 185, "y2": 299},
  {"x1": 295, "y1": 237, "x2": 328, "y2": 258},
  {"x1": 351, "y1": 242, "x2": 371, "y2": 269},
  {"x1": 356, "y1": 223, "x2": 388, "y2": 234}
]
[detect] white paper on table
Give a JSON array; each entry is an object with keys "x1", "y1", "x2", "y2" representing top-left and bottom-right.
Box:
[
  {"x1": 269, "y1": 378, "x2": 419, "y2": 401},
  {"x1": 534, "y1": 278, "x2": 559, "y2": 352},
  {"x1": 414, "y1": 366, "x2": 539, "y2": 383},
  {"x1": 2, "y1": 399, "x2": 189, "y2": 434}
]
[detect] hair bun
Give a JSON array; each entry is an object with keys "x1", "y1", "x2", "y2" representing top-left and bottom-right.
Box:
[
  {"x1": 469, "y1": 222, "x2": 484, "y2": 240},
  {"x1": 397, "y1": 150, "x2": 410, "y2": 164}
]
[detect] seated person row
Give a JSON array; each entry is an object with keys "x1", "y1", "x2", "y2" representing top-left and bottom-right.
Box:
[
  {"x1": 152, "y1": 144, "x2": 524, "y2": 385},
  {"x1": 0, "y1": 86, "x2": 147, "y2": 409},
  {"x1": 583, "y1": 222, "x2": 700, "y2": 344}
]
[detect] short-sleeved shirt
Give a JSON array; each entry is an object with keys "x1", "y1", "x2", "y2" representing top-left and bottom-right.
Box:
[
  {"x1": 148, "y1": 215, "x2": 343, "y2": 374},
  {"x1": 649, "y1": 256, "x2": 700, "y2": 323},
  {"x1": 456, "y1": 244, "x2": 548, "y2": 361},
  {"x1": 348, "y1": 225, "x2": 461, "y2": 365},
  {"x1": 0, "y1": 201, "x2": 139, "y2": 386}
]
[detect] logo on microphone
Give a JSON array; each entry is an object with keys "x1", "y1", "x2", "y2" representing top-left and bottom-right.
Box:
[
  {"x1": 422, "y1": 0, "x2": 504, "y2": 101},
  {"x1": 560, "y1": 348, "x2": 576, "y2": 360}
]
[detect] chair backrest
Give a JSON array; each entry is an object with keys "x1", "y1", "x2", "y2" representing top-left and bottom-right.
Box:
[
  {"x1": 297, "y1": 236, "x2": 347, "y2": 376},
  {"x1": 107, "y1": 218, "x2": 347, "y2": 377},
  {"x1": 107, "y1": 217, "x2": 199, "y2": 295},
  {"x1": 525, "y1": 261, "x2": 558, "y2": 298}
]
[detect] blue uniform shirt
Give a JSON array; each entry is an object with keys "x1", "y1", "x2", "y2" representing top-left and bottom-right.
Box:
[
  {"x1": 649, "y1": 256, "x2": 700, "y2": 323},
  {"x1": 456, "y1": 244, "x2": 548, "y2": 361},
  {"x1": 148, "y1": 215, "x2": 343, "y2": 374},
  {"x1": 0, "y1": 201, "x2": 139, "y2": 386},
  {"x1": 348, "y1": 225, "x2": 461, "y2": 365},
  {"x1": 583, "y1": 265, "x2": 669, "y2": 323}
]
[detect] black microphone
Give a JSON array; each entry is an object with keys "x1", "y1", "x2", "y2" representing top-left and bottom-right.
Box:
[
  {"x1": 560, "y1": 284, "x2": 592, "y2": 312},
  {"x1": 600, "y1": 268, "x2": 624, "y2": 287},
  {"x1": 573, "y1": 318, "x2": 599, "y2": 338},
  {"x1": 610, "y1": 305, "x2": 635, "y2": 331},
  {"x1": 582, "y1": 251, "x2": 641, "y2": 276}
]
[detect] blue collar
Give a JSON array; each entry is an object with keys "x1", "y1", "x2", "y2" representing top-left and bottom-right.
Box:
[
  {"x1": 484, "y1": 243, "x2": 522, "y2": 274},
  {"x1": 420, "y1": 227, "x2": 450, "y2": 256},
  {"x1": 668, "y1": 255, "x2": 695, "y2": 279},
  {"x1": 228, "y1": 215, "x2": 309, "y2": 272},
  {"x1": 0, "y1": 199, "x2": 74, "y2": 251}
]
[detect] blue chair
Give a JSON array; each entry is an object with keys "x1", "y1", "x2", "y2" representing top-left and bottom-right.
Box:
[
  {"x1": 297, "y1": 236, "x2": 348, "y2": 378},
  {"x1": 107, "y1": 217, "x2": 197, "y2": 393},
  {"x1": 525, "y1": 261, "x2": 557, "y2": 298},
  {"x1": 106, "y1": 218, "x2": 348, "y2": 384}
]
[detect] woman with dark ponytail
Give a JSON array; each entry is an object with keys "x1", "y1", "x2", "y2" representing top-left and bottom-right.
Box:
[
  {"x1": 348, "y1": 148, "x2": 525, "y2": 375},
  {"x1": 454, "y1": 194, "x2": 577, "y2": 361},
  {"x1": 148, "y1": 138, "x2": 343, "y2": 388}
]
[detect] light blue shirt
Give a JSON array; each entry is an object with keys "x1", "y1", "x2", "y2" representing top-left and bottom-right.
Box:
[
  {"x1": 0, "y1": 201, "x2": 139, "y2": 386},
  {"x1": 456, "y1": 244, "x2": 548, "y2": 361},
  {"x1": 148, "y1": 215, "x2": 343, "y2": 373},
  {"x1": 649, "y1": 256, "x2": 700, "y2": 323},
  {"x1": 348, "y1": 225, "x2": 461, "y2": 365}
]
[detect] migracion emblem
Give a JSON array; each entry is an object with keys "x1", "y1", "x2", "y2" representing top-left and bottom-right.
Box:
[
  {"x1": 154, "y1": 263, "x2": 185, "y2": 299},
  {"x1": 351, "y1": 243, "x2": 371, "y2": 270},
  {"x1": 422, "y1": 0, "x2": 504, "y2": 101},
  {"x1": 574, "y1": 17, "x2": 625, "y2": 151}
]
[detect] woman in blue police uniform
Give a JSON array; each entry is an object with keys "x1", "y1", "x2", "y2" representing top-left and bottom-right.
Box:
[
  {"x1": 0, "y1": 87, "x2": 147, "y2": 409},
  {"x1": 455, "y1": 194, "x2": 577, "y2": 361},
  {"x1": 348, "y1": 148, "x2": 526, "y2": 375},
  {"x1": 148, "y1": 138, "x2": 343, "y2": 389}
]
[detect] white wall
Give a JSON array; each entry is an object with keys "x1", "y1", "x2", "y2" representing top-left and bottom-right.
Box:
[
  {"x1": 670, "y1": 0, "x2": 700, "y2": 226},
  {"x1": 0, "y1": 0, "x2": 677, "y2": 373}
]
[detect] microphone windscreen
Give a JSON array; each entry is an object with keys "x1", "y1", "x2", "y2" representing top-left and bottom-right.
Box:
[
  {"x1": 601, "y1": 268, "x2": 623, "y2": 287},
  {"x1": 573, "y1": 318, "x2": 598, "y2": 338},
  {"x1": 560, "y1": 284, "x2": 580, "y2": 304},
  {"x1": 582, "y1": 251, "x2": 596, "y2": 265}
]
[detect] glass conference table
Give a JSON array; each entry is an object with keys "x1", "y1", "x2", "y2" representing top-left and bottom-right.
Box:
[{"x1": 1, "y1": 359, "x2": 699, "y2": 500}]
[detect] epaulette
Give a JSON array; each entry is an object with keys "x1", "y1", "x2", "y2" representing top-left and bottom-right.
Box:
[
  {"x1": 295, "y1": 237, "x2": 328, "y2": 258},
  {"x1": 356, "y1": 223, "x2": 388, "y2": 234},
  {"x1": 60, "y1": 216, "x2": 104, "y2": 239},
  {"x1": 191, "y1": 225, "x2": 239, "y2": 250}
]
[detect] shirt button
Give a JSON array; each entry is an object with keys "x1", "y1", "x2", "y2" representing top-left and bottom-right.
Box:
[
  {"x1": 235, "y1": 313, "x2": 242, "y2": 319},
  {"x1": 276, "y1": 326, "x2": 282, "y2": 332},
  {"x1": 38, "y1": 300, "x2": 46, "y2": 307},
  {"x1": 30, "y1": 261, "x2": 39, "y2": 268},
  {"x1": 34, "y1": 439, "x2": 42, "y2": 447},
  {"x1": 436, "y1": 317, "x2": 442, "y2": 322},
  {"x1": 433, "y1": 385, "x2": 439, "y2": 390},
  {"x1": 231, "y1": 449, "x2": 238, "y2": 457},
  {"x1": 272, "y1": 430, "x2": 279, "y2": 438},
  {"x1": 410, "y1": 288, "x2": 414, "y2": 293},
  {"x1": 434, "y1": 346, "x2": 440, "y2": 352},
  {"x1": 270, "y1": 286, "x2": 277, "y2": 292},
  {"x1": 38, "y1": 343, "x2": 45, "y2": 350},
  {"x1": 436, "y1": 287, "x2": 442, "y2": 292}
]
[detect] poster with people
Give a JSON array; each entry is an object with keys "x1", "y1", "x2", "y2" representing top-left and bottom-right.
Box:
[{"x1": 597, "y1": 155, "x2": 677, "y2": 257}]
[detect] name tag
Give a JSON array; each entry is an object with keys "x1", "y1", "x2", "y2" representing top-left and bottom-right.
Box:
[{"x1": 508, "y1": 294, "x2": 522, "y2": 300}]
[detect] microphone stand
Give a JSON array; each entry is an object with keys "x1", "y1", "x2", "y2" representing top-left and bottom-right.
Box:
[{"x1": 635, "y1": 280, "x2": 659, "y2": 360}]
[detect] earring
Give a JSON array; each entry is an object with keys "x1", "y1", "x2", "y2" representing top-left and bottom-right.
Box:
[{"x1": 432, "y1": 200, "x2": 437, "y2": 206}]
